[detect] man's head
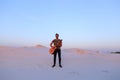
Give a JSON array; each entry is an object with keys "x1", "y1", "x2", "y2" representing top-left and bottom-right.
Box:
[{"x1": 55, "y1": 33, "x2": 59, "y2": 39}]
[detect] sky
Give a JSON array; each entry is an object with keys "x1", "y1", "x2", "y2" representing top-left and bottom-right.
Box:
[{"x1": 0, "y1": 0, "x2": 120, "y2": 49}]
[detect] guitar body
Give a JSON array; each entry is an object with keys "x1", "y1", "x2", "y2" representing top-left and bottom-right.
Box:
[
  {"x1": 49, "y1": 39, "x2": 62, "y2": 55},
  {"x1": 49, "y1": 46, "x2": 56, "y2": 55}
]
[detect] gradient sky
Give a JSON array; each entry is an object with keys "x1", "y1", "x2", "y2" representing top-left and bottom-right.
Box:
[{"x1": 0, "y1": 0, "x2": 120, "y2": 49}]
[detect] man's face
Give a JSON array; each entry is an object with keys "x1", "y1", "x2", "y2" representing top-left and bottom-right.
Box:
[{"x1": 55, "y1": 35, "x2": 59, "y2": 39}]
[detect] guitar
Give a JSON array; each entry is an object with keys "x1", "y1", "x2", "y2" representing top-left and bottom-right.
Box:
[
  {"x1": 49, "y1": 39, "x2": 62, "y2": 55},
  {"x1": 49, "y1": 46, "x2": 56, "y2": 55}
]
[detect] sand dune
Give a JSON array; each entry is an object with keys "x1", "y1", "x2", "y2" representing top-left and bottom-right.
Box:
[
  {"x1": 63, "y1": 48, "x2": 99, "y2": 54},
  {"x1": 0, "y1": 46, "x2": 120, "y2": 80}
]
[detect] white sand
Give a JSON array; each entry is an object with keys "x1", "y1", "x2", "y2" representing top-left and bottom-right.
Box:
[{"x1": 0, "y1": 47, "x2": 120, "y2": 80}]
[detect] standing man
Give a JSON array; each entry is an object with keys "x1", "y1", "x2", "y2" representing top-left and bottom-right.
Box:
[{"x1": 50, "y1": 33, "x2": 62, "y2": 68}]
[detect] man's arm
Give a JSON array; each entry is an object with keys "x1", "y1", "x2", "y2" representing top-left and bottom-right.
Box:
[
  {"x1": 60, "y1": 40, "x2": 62, "y2": 47},
  {"x1": 50, "y1": 40, "x2": 53, "y2": 47}
]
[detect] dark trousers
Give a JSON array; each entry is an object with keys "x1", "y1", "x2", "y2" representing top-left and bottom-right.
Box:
[{"x1": 53, "y1": 49, "x2": 61, "y2": 65}]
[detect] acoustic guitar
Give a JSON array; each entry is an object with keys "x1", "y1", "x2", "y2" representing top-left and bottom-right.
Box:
[
  {"x1": 49, "y1": 39, "x2": 62, "y2": 55},
  {"x1": 49, "y1": 46, "x2": 56, "y2": 55}
]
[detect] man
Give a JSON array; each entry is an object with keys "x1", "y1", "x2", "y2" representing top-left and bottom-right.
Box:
[{"x1": 50, "y1": 33, "x2": 62, "y2": 68}]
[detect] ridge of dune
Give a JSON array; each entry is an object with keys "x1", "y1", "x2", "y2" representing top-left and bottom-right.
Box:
[
  {"x1": 35, "y1": 44, "x2": 46, "y2": 48},
  {"x1": 63, "y1": 48, "x2": 99, "y2": 54},
  {"x1": 0, "y1": 46, "x2": 10, "y2": 48}
]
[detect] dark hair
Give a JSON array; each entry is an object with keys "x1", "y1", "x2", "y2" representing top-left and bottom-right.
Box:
[{"x1": 55, "y1": 33, "x2": 59, "y2": 36}]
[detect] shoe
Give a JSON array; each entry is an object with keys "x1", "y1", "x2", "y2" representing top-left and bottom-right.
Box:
[
  {"x1": 59, "y1": 65, "x2": 62, "y2": 68},
  {"x1": 52, "y1": 65, "x2": 55, "y2": 68}
]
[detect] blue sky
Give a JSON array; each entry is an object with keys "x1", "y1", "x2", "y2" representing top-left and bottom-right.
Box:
[{"x1": 0, "y1": 0, "x2": 120, "y2": 49}]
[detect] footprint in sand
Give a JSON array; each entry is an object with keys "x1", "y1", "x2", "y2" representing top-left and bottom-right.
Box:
[
  {"x1": 102, "y1": 70, "x2": 109, "y2": 73},
  {"x1": 69, "y1": 71, "x2": 80, "y2": 76}
]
